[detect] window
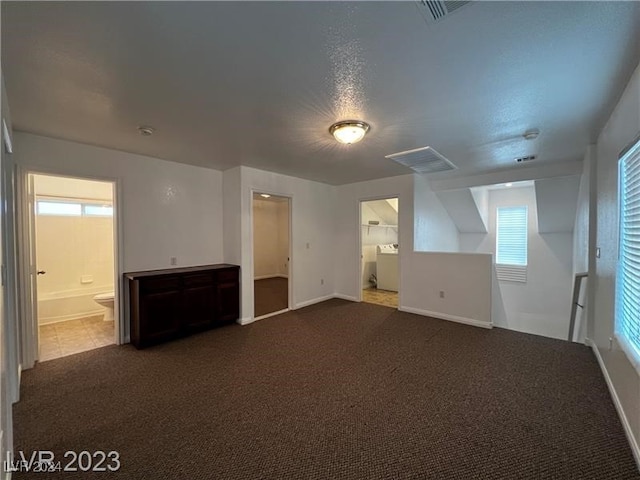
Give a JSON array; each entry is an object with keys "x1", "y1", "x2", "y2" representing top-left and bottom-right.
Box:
[
  {"x1": 616, "y1": 138, "x2": 640, "y2": 368},
  {"x1": 37, "y1": 199, "x2": 113, "y2": 217},
  {"x1": 83, "y1": 204, "x2": 113, "y2": 217},
  {"x1": 37, "y1": 200, "x2": 81, "y2": 216},
  {"x1": 496, "y1": 205, "x2": 528, "y2": 282}
]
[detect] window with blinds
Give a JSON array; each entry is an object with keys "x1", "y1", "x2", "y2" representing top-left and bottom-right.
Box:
[
  {"x1": 616, "y1": 137, "x2": 640, "y2": 368},
  {"x1": 496, "y1": 205, "x2": 528, "y2": 282}
]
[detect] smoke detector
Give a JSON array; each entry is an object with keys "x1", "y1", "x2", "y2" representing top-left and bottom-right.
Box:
[{"x1": 523, "y1": 129, "x2": 540, "y2": 141}]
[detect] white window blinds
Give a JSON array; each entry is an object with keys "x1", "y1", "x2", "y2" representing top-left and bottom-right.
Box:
[
  {"x1": 495, "y1": 206, "x2": 528, "y2": 282},
  {"x1": 496, "y1": 206, "x2": 528, "y2": 266},
  {"x1": 616, "y1": 138, "x2": 640, "y2": 367}
]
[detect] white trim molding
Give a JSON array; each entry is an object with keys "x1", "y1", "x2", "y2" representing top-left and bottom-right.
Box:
[
  {"x1": 398, "y1": 306, "x2": 493, "y2": 329},
  {"x1": 333, "y1": 294, "x2": 359, "y2": 302},
  {"x1": 590, "y1": 341, "x2": 640, "y2": 469},
  {"x1": 236, "y1": 316, "x2": 254, "y2": 326},
  {"x1": 295, "y1": 295, "x2": 335, "y2": 309}
]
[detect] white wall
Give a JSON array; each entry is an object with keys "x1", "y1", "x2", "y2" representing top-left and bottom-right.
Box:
[
  {"x1": 253, "y1": 197, "x2": 288, "y2": 279},
  {"x1": 13, "y1": 133, "x2": 224, "y2": 272},
  {"x1": 400, "y1": 252, "x2": 492, "y2": 327},
  {"x1": 361, "y1": 201, "x2": 398, "y2": 288},
  {"x1": 460, "y1": 186, "x2": 574, "y2": 340},
  {"x1": 414, "y1": 174, "x2": 460, "y2": 252},
  {"x1": 593, "y1": 61, "x2": 640, "y2": 459},
  {"x1": 0, "y1": 71, "x2": 14, "y2": 479},
  {"x1": 335, "y1": 175, "x2": 414, "y2": 302},
  {"x1": 223, "y1": 166, "x2": 335, "y2": 321},
  {"x1": 36, "y1": 215, "x2": 114, "y2": 322}
]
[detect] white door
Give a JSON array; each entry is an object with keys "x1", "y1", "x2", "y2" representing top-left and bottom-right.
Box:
[{"x1": 17, "y1": 171, "x2": 39, "y2": 367}]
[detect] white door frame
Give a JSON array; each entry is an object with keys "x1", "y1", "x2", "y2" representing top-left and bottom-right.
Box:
[
  {"x1": 16, "y1": 167, "x2": 124, "y2": 368},
  {"x1": 358, "y1": 195, "x2": 400, "y2": 302},
  {"x1": 250, "y1": 189, "x2": 293, "y2": 321}
]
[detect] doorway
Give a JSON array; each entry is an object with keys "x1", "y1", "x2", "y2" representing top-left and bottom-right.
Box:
[
  {"x1": 22, "y1": 173, "x2": 118, "y2": 363},
  {"x1": 252, "y1": 192, "x2": 291, "y2": 319},
  {"x1": 360, "y1": 198, "x2": 399, "y2": 308}
]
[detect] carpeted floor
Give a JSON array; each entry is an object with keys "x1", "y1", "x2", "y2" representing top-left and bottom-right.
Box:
[
  {"x1": 13, "y1": 299, "x2": 640, "y2": 479},
  {"x1": 254, "y1": 277, "x2": 288, "y2": 317}
]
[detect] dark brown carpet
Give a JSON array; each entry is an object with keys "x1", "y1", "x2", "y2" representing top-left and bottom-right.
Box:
[
  {"x1": 13, "y1": 299, "x2": 640, "y2": 479},
  {"x1": 254, "y1": 277, "x2": 288, "y2": 317}
]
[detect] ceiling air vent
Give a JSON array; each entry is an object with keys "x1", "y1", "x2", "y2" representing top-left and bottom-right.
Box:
[
  {"x1": 386, "y1": 146, "x2": 457, "y2": 174},
  {"x1": 417, "y1": 1, "x2": 471, "y2": 23},
  {"x1": 515, "y1": 155, "x2": 537, "y2": 163}
]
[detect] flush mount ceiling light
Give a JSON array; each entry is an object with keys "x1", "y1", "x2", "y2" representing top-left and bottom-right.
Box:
[
  {"x1": 260, "y1": 194, "x2": 271, "y2": 198},
  {"x1": 329, "y1": 120, "x2": 370, "y2": 145},
  {"x1": 523, "y1": 129, "x2": 540, "y2": 140},
  {"x1": 138, "y1": 125, "x2": 155, "y2": 136}
]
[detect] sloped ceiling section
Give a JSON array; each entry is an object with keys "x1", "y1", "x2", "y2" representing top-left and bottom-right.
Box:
[
  {"x1": 365, "y1": 199, "x2": 398, "y2": 226},
  {"x1": 435, "y1": 188, "x2": 488, "y2": 233},
  {"x1": 534, "y1": 176, "x2": 581, "y2": 233}
]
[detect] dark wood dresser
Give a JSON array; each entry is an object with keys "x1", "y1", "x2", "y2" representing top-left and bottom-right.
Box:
[{"x1": 125, "y1": 264, "x2": 240, "y2": 349}]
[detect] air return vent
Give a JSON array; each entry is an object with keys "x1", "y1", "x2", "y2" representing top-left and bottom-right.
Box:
[
  {"x1": 386, "y1": 146, "x2": 457, "y2": 174},
  {"x1": 417, "y1": 1, "x2": 471, "y2": 22},
  {"x1": 515, "y1": 155, "x2": 537, "y2": 163}
]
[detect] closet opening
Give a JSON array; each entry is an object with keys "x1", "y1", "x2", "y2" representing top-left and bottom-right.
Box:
[{"x1": 252, "y1": 192, "x2": 291, "y2": 319}]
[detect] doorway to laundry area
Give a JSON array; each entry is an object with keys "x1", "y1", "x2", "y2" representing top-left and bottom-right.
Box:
[{"x1": 360, "y1": 197, "x2": 399, "y2": 308}]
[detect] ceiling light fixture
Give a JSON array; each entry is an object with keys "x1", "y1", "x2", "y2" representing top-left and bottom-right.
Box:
[
  {"x1": 138, "y1": 126, "x2": 155, "y2": 136},
  {"x1": 505, "y1": 183, "x2": 513, "y2": 187},
  {"x1": 523, "y1": 129, "x2": 540, "y2": 140},
  {"x1": 260, "y1": 193, "x2": 271, "y2": 198},
  {"x1": 329, "y1": 120, "x2": 370, "y2": 145}
]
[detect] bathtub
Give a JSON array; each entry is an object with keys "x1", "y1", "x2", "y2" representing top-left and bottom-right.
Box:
[{"x1": 38, "y1": 286, "x2": 114, "y2": 325}]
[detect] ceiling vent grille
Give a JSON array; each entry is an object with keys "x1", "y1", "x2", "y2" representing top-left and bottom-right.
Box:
[
  {"x1": 515, "y1": 155, "x2": 537, "y2": 163},
  {"x1": 386, "y1": 146, "x2": 457, "y2": 174},
  {"x1": 417, "y1": 1, "x2": 471, "y2": 22}
]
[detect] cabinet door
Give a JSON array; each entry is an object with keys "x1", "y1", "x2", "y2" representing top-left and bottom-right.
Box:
[
  {"x1": 140, "y1": 289, "x2": 182, "y2": 347},
  {"x1": 216, "y1": 281, "x2": 239, "y2": 324},
  {"x1": 183, "y1": 285, "x2": 216, "y2": 332}
]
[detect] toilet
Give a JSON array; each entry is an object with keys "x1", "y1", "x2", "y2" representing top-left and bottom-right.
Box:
[{"x1": 93, "y1": 292, "x2": 115, "y2": 322}]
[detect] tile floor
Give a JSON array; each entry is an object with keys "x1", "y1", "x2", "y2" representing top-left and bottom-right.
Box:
[
  {"x1": 362, "y1": 288, "x2": 398, "y2": 308},
  {"x1": 39, "y1": 316, "x2": 114, "y2": 362}
]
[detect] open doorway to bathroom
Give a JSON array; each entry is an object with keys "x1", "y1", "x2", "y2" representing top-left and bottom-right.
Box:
[
  {"x1": 30, "y1": 174, "x2": 116, "y2": 361},
  {"x1": 360, "y1": 198, "x2": 399, "y2": 308},
  {"x1": 252, "y1": 192, "x2": 291, "y2": 319}
]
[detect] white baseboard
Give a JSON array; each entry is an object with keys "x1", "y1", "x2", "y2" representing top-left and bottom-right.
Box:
[
  {"x1": 590, "y1": 340, "x2": 640, "y2": 469},
  {"x1": 295, "y1": 295, "x2": 335, "y2": 309},
  {"x1": 237, "y1": 316, "x2": 254, "y2": 326},
  {"x1": 254, "y1": 274, "x2": 288, "y2": 280},
  {"x1": 398, "y1": 306, "x2": 492, "y2": 329},
  {"x1": 39, "y1": 309, "x2": 105, "y2": 325},
  {"x1": 333, "y1": 293, "x2": 359, "y2": 302}
]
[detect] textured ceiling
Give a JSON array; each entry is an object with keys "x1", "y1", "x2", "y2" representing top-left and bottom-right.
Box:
[{"x1": 2, "y1": 1, "x2": 640, "y2": 185}]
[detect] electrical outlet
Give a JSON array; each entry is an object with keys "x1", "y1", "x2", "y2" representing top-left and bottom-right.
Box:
[
  {"x1": 439, "y1": 290, "x2": 445, "y2": 298},
  {"x1": 170, "y1": 257, "x2": 177, "y2": 266}
]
